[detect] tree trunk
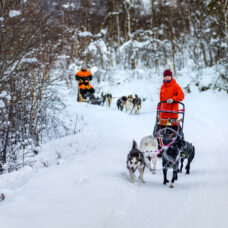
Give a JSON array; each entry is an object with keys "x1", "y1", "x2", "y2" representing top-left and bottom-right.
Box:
[
  {"x1": 225, "y1": 0, "x2": 228, "y2": 38},
  {"x1": 123, "y1": 0, "x2": 131, "y2": 40}
]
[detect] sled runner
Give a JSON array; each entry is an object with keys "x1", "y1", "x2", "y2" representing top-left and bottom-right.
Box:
[{"x1": 153, "y1": 101, "x2": 185, "y2": 154}]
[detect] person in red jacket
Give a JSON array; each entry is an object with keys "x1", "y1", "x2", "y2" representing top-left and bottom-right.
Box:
[{"x1": 159, "y1": 69, "x2": 184, "y2": 120}]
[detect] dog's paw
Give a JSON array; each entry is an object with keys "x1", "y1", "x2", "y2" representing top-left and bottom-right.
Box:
[
  {"x1": 151, "y1": 169, "x2": 156, "y2": 174},
  {"x1": 169, "y1": 183, "x2": 174, "y2": 188},
  {"x1": 186, "y1": 170, "x2": 190, "y2": 174},
  {"x1": 139, "y1": 176, "x2": 145, "y2": 183},
  {"x1": 130, "y1": 176, "x2": 135, "y2": 183}
]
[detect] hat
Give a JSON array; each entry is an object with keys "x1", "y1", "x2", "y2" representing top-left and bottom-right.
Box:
[
  {"x1": 163, "y1": 69, "x2": 172, "y2": 77},
  {"x1": 81, "y1": 63, "x2": 86, "y2": 68},
  {"x1": 81, "y1": 63, "x2": 87, "y2": 71}
]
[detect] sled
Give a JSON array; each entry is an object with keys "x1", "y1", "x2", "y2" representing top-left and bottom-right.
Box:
[
  {"x1": 78, "y1": 92, "x2": 103, "y2": 105},
  {"x1": 153, "y1": 101, "x2": 185, "y2": 154}
]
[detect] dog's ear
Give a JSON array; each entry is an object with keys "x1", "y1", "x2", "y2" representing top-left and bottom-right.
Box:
[{"x1": 132, "y1": 140, "x2": 138, "y2": 149}]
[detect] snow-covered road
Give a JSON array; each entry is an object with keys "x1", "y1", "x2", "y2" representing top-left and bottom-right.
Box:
[{"x1": 1, "y1": 89, "x2": 228, "y2": 228}]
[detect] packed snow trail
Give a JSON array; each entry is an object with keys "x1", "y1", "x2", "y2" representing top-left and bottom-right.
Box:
[{"x1": 0, "y1": 90, "x2": 228, "y2": 228}]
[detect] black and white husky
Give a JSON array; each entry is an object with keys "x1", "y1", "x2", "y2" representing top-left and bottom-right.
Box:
[
  {"x1": 127, "y1": 140, "x2": 145, "y2": 183},
  {"x1": 117, "y1": 96, "x2": 127, "y2": 111},
  {"x1": 140, "y1": 135, "x2": 158, "y2": 174}
]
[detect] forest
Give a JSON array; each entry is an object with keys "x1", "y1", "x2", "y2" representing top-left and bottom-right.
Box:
[{"x1": 0, "y1": 0, "x2": 227, "y2": 172}]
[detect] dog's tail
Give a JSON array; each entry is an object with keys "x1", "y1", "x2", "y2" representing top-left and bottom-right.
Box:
[
  {"x1": 0, "y1": 193, "x2": 5, "y2": 201},
  {"x1": 132, "y1": 140, "x2": 138, "y2": 149},
  {"x1": 192, "y1": 145, "x2": 195, "y2": 159}
]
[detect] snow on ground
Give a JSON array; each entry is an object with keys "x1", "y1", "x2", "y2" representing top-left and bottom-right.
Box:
[{"x1": 0, "y1": 77, "x2": 228, "y2": 228}]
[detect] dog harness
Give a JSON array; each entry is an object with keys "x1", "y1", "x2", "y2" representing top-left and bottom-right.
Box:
[
  {"x1": 155, "y1": 136, "x2": 178, "y2": 155},
  {"x1": 162, "y1": 149, "x2": 180, "y2": 167}
]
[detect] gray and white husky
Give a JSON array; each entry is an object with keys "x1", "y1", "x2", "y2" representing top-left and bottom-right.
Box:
[
  {"x1": 127, "y1": 140, "x2": 145, "y2": 183},
  {"x1": 140, "y1": 135, "x2": 158, "y2": 174}
]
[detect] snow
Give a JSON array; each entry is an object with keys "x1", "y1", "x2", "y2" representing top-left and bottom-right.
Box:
[
  {"x1": 0, "y1": 100, "x2": 5, "y2": 108},
  {"x1": 78, "y1": 31, "x2": 93, "y2": 37},
  {"x1": 91, "y1": 66, "x2": 98, "y2": 74},
  {"x1": 1, "y1": 70, "x2": 228, "y2": 228},
  {"x1": 9, "y1": 10, "x2": 21, "y2": 18},
  {"x1": 62, "y1": 3, "x2": 75, "y2": 9},
  {"x1": 0, "y1": 91, "x2": 7, "y2": 98},
  {"x1": 200, "y1": 67, "x2": 219, "y2": 88}
]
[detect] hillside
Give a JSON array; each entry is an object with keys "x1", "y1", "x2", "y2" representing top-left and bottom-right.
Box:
[{"x1": 0, "y1": 80, "x2": 228, "y2": 228}]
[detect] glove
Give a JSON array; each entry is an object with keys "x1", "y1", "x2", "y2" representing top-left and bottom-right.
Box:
[{"x1": 167, "y1": 99, "x2": 173, "y2": 104}]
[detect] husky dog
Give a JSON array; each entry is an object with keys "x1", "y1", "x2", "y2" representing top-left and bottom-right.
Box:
[
  {"x1": 140, "y1": 135, "x2": 158, "y2": 174},
  {"x1": 132, "y1": 94, "x2": 142, "y2": 114},
  {"x1": 127, "y1": 140, "x2": 145, "y2": 183},
  {"x1": 162, "y1": 139, "x2": 181, "y2": 188},
  {"x1": 125, "y1": 95, "x2": 134, "y2": 113},
  {"x1": 101, "y1": 92, "x2": 112, "y2": 107},
  {"x1": 117, "y1": 96, "x2": 127, "y2": 111},
  {"x1": 175, "y1": 139, "x2": 195, "y2": 174}
]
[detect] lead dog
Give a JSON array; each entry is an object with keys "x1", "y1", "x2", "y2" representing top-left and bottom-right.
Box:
[
  {"x1": 162, "y1": 139, "x2": 181, "y2": 188},
  {"x1": 125, "y1": 95, "x2": 134, "y2": 113},
  {"x1": 140, "y1": 135, "x2": 158, "y2": 174},
  {"x1": 101, "y1": 92, "x2": 112, "y2": 107},
  {"x1": 132, "y1": 94, "x2": 141, "y2": 114},
  {"x1": 127, "y1": 140, "x2": 145, "y2": 183}
]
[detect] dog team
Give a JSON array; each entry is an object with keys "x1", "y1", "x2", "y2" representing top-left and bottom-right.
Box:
[
  {"x1": 101, "y1": 93, "x2": 142, "y2": 114},
  {"x1": 127, "y1": 135, "x2": 195, "y2": 188}
]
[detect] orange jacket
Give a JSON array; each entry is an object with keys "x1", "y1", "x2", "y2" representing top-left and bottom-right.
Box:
[
  {"x1": 159, "y1": 78, "x2": 184, "y2": 119},
  {"x1": 75, "y1": 70, "x2": 92, "y2": 81},
  {"x1": 79, "y1": 84, "x2": 94, "y2": 90}
]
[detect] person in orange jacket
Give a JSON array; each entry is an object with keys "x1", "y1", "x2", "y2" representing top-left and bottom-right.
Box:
[
  {"x1": 159, "y1": 69, "x2": 184, "y2": 120},
  {"x1": 75, "y1": 64, "x2": 92, "y2": 82},
  {"x1": 78, "y1": 80, "x2": 95, "y2": 101}
]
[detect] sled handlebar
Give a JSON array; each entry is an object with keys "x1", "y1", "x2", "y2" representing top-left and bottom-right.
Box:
[{"x1": 157, "y1": 101, "x2": 185, "y2": 113}]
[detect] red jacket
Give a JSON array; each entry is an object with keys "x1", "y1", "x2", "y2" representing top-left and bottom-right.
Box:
[{"x1": 159, "y1": 78, "x2": 184, "y2": 119}]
